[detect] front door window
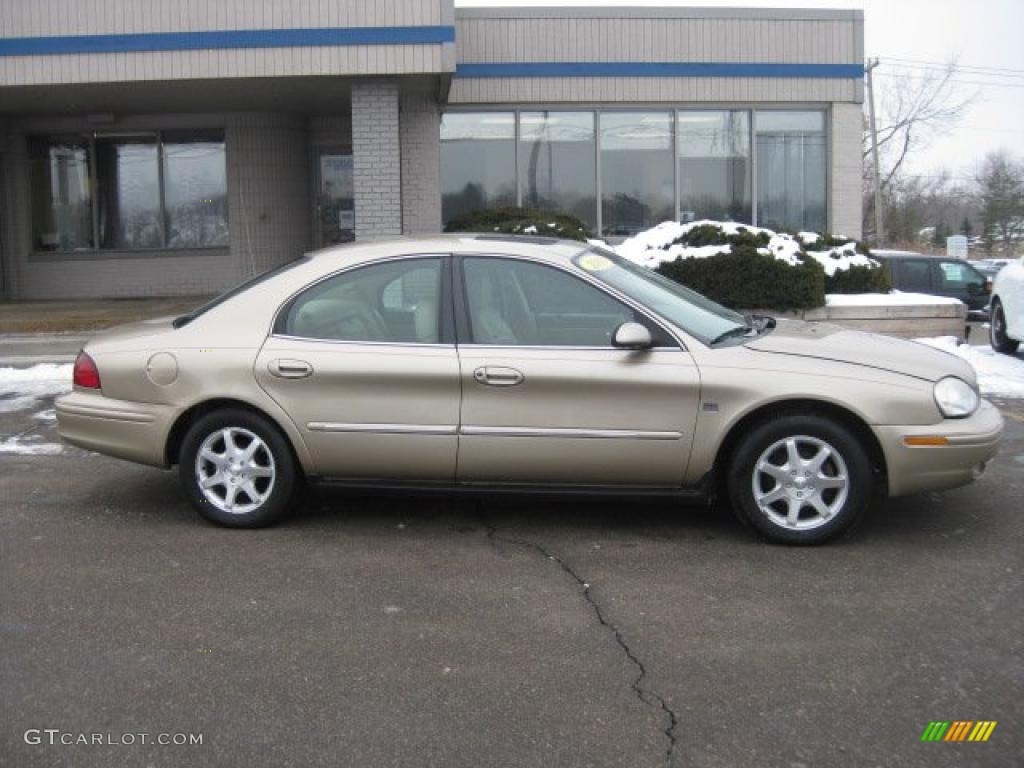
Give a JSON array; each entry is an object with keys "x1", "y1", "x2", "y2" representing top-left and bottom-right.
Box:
[{"x1": 316, "y1": 152, "x2": 354, "y2": 247}]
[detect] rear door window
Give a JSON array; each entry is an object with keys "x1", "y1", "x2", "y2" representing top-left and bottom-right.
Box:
[{"x1": 896, "y1": 260, "x2": 932, "y2": 292}]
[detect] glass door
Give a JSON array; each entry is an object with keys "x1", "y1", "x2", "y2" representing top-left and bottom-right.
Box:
[{"x1": 314, "y1": 150, "x2": 354, "y2": 247}]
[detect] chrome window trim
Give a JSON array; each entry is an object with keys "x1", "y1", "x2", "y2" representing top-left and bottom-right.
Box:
[
  {"x1": 457, "y1": 343, "x2": 679, "y2": 352},
  {"x1": 460, "y1": 425, "x2": 683, "y2": 440},
  {"x1": 271, "y1": 334, "x2": 455, "y2": 349},
  {"x1": 308, "y1": 422, "x2": 458, "y2": 436}
]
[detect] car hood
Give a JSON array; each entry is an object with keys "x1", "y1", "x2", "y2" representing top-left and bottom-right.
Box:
[{"x1": 745, "y1": 319, "x2": 977, "y2": 385}]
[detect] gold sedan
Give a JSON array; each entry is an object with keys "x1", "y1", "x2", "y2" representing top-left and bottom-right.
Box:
[{"x1": 56, "y1": 236, "x2": 1003, "y2": 544}]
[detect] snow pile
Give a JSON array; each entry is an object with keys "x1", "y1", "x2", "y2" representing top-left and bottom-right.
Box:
[
  {"x1": 914, "y1": 337, "x2": 1024, "y2": 398},
  {"x1": 0, "y1": 364, "x2": 73, "y2": 414},
  {"x1": 0, "y1": 433, "x2": 63, "y2": 456},
  {"x1": 827, "y1": 292, "x2": 963, "y2": 307},
  {"x1": 613, "y1": 219, "x2": 879, "y2": 276}
]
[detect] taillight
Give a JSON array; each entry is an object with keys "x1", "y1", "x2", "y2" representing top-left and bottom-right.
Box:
[{"x1": 73, "y1": 351, "x2": 101, "y2": 389}]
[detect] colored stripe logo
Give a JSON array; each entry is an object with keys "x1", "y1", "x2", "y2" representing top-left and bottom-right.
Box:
[
  {"x1": 0, "y1": 26, "x2": 455, "y2": 57},
  {"x1": 921, "y1": 721, "x2": 997, "y2": 742}
]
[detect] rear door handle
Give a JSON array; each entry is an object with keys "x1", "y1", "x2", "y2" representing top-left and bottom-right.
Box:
[
  {"x1": 269, "y1": 359, "x2": 313, "y2": 379},
  {"x1": 473, "y1": 366, "x2": 524, "y2": 387}
]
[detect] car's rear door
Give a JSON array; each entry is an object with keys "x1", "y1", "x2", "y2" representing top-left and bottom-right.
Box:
[
  {"x1": 255, "y1": 254, "x2": 460, "y2": 480},
  {"x1": 932, "y1": 259, "x2": 988, "y2": 311},
  {"x1": 453, "y1": 254, "x2": 701, "y2": 487}
]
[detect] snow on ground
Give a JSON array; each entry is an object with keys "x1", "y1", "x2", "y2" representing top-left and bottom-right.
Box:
[
  {"x1": 914, "y1": 337, "x2": 1024, "y2": 398},
  {"x1": 613, "y1": 219, "x2": 877, "y2": 275},
  {"x1": 826, "y1": 292, "x2": 963, "y2": 307},
  {"x1": 0, "y1": 433, "x2": 63, "y2": 456},
  {"x1": 0, "y1": 365, "x2": 71, "y2": 455},
  {"x1": 0, "y1": 364, "x2": 73, "y2": 414}
]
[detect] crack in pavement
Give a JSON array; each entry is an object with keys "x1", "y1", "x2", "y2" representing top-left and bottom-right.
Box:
[{"x1": 477, "y1": 511, "x2": 680, "y2": 768}]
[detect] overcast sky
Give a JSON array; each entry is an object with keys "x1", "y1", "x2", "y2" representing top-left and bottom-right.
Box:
[{"x1": 456, "y1": 0, "x2": 1024, "y2": 178}]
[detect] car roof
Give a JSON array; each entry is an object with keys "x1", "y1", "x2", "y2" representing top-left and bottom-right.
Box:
[{"x1": 307, "y1": 234, "x2": 591, "y2": 266}]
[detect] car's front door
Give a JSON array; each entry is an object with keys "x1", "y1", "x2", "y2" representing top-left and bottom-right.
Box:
[
  {"x1": 255, "y1": 255, "x2": 460, "y2": 480},
  {"x1": 454, "y1": 254, "x2": 701, "y2": 487}
]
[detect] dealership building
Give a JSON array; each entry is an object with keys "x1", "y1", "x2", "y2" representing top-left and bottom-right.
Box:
[{"x1": 0, "y1": 2, "x2": 864, "y2": 300}]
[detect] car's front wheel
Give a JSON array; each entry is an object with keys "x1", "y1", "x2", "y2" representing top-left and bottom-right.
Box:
[
  {"x1": 990, "y1": 299, "x2": 1020, "y2": 355},
  {"x1": 727, "y1": 414, "x2": 873, "y2": 545},
  {"x1": 179, "y1": 408, "x2": 296, "y2": 527}
]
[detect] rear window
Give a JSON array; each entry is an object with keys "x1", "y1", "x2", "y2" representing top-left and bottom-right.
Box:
[{"x1": 173, "y1": 256, "x2": 311, "y2": 328}]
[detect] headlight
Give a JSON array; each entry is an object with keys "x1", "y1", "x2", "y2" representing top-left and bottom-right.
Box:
[{"x1": 933, "y1": 376, "x2": 979, "y2": 418}]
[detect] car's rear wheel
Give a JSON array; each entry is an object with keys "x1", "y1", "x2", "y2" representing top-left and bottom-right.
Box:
[
  {"x1": 179, "y1": 409, "x2": 296, "y2": 527},
  {"x1": 990, "y1": 300, "x2": 1020, "y2": 355},
  {"x1": 727, "y1": 414, "x2": 873, "y2": 545}
]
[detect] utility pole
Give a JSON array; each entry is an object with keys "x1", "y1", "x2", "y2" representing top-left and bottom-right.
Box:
[{"x1": 864, "y1": 57, "x2": 885, "y2": 245}]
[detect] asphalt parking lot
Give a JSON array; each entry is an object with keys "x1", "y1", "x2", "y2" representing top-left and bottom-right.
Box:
[{"x1": 1, "y1": 394, "x2": 1021, "y2": 768}]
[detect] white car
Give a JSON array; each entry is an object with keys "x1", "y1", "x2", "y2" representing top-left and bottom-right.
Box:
[{"x1": 989, "y1": 257, "x2": 1024, "y2": 354}]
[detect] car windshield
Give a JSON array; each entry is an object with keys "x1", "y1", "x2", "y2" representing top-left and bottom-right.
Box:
[
  {"x1": 573, "y1": 247, "x2": 750, "y2": 345},
  {"x1": 172, "y1": 255, "x2": 311, "y2": 328}
]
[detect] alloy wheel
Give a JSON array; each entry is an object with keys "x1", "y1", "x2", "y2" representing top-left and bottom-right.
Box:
[
  {"x1": 194, "y1": 427, "x2": 276, "y2": 514},
  {"x1": 751, "y1": 435, "x2": 850, "y2": 531}
]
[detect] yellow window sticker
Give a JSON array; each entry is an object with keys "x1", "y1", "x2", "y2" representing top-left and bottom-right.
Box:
[{"x1": 579, "y1": 254, "x2": 613, "y2": 272}]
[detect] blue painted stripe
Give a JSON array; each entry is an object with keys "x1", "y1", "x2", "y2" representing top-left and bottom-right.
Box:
[
  {"x1": 456, "y1": 62, "x2": 864, "y2": 79},
  {"x1": 0, "y1": 26, "x2": 455, "y2": 57}
]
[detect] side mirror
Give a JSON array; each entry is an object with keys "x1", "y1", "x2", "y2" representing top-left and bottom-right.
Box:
[{"x1": 612, "y1": 321, "x2": 653, "y2": 350}]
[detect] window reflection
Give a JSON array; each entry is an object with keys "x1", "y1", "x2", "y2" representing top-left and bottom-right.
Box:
[
  {"x1": 678, "y1": 111, "x2": 751, "y2": 223},
  {"x1": 600, "y1": 112, "x2": 674, "y2": 237},
  {"x1": 518, "y1": 112, "x2": 596, "y2": 231},
  {"x1": 96, "y1": 136, "x2": 162, "y2": 250},
  {"x1": 441, "y1": 112, "x2": 516, "y2": 225},
  {"x1": 29, "y1": 137, "x2": 93, "y2": 251},
  {"x1": 756, "y1": 111, "x2": 826, "y2": 233},
  {"x1": 163, "y1": 130, "x2": 229, "y2": 248}
]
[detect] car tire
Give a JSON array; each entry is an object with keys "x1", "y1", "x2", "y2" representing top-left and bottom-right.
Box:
[
  {"x1": 727, "y1": 414, "x2": 873, "y2": 545},
  {"x1": 989, "y1": 300, "x2": 1020, "y2": 355},
  {"x1": 179, "y1": 408, "x2": 296, "y2": 528}
]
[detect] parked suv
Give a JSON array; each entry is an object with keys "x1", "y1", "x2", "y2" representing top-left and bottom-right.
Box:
[{"x1": 872, "y1": 251, "x2": 991, "y2": 315}]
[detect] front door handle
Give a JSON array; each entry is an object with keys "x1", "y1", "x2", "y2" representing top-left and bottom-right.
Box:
[
  {"x1": 269, "y1": 359, "x2": 313, "y2": 379},
  {"x1": 473, "y1": 366, "x2": 524, "y2": 387}
]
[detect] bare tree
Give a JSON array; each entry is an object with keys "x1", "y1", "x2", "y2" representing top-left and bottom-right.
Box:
[{"x1": 863, "y1": 59, "x2": 977, "y2": 240}]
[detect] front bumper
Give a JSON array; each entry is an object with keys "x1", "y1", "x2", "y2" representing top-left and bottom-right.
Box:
[
  {"x1": 56, "y1": 390, "x2": 177, "y2": 468},
  {"x1": 875, "y1": 399, "x2": 1004, "y2": 497}
]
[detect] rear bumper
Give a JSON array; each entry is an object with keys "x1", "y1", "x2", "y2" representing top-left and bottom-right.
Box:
[
  {"x1": 875, "y1": 400, "x2": 1004, "y2": 496},
  {"x1": 56, "y1": 390, "x2": 176, "y2": 468}
]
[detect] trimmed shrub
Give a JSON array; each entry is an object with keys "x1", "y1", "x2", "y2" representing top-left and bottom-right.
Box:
[
  {"x1": 824, "y1": 263, "x2": 891, "y2": 294},
  {"x1": 444, "y1": 207, "x2": 588, "y2": 241},
  {"x1": 657, "y1": 250, "x2": 825, "y2": 311}
]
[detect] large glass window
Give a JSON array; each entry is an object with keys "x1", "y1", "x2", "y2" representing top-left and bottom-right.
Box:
[
  {"x1": 96, "y1": 136, "x2": 162, "y2": 249},
  {"x1": 677, "y1": 111, "x2": 751, "y2": 223},
  {"x1": 29, "y1": 136, "x2": 93, "y2": 251},
  {"x1": 163, "y1": 130, "x2": 230, "y2": 248},
  {"x1": 30, "y1": 130, "x2": 227, "y2": 252},
  {"x1": 600, "y1": 112, "x2": 674, "y2": 237},
  {"x1": 282, "y1": 258, "x2": 442, "y2": 344},
  {"x1": 441, "y1": 112, "x2": 516, "y2": 225},
  {"x1": 438, "y1": 109, "x2": 828, "y2": 236},
  {"x1": 518, "y1": 112, "x2": 597, "y2": 231},
  {"x1": 755, "y1": 111, "x2": 826, "y2": 233}
]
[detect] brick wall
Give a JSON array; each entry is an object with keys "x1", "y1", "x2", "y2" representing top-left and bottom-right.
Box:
[
  {"x1": 352, "y1": 81, "x2": 403, "y2": 239},
  {"x1": 400, "y1": 92, "x2": 441, "y2": 235}
]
